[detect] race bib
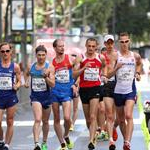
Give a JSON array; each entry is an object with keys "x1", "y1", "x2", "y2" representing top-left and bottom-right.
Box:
[
  {"x1": 0, "y1": 77, "x2": 12, "y2": 90},
  {"x1": 55, "y1": 69, "x2": 70, "y2": 83},
  {"x1": 117, "y1": 68, "x2": 134, "y2": 83},
  {"x1": 84, "y1": 68, "x2": 99, "y2": 81},
  {"x1": 32, "y1": 77, "x2": 47, "y2": 92}
]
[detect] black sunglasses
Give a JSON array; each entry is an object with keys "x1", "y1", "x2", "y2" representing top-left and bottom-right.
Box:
[
  {"x1": 119, "y1": 40, "x2": 129, "y2": 44},
  {"x1": 0, "y1": 50, "x2": 11, "y2": 53}
]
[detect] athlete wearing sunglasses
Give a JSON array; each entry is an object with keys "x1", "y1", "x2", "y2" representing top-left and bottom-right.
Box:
[
  {"x1": 0, "y1": 42, "x2": 21, "y2": 150},
  {"x1": 119, "y1": 40, "x2": 129, "y2": 44},
  {"x1": 0, "y1": 49, "x2": 11, "y2": 53},
  {"x1": 109, "y1": 32, "x2": 142, "y2": 150}
]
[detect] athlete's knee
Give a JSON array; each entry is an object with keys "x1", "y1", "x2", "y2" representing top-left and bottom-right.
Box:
[
  {"x1": 64, "y1": 115, "x2": 71, "y2": 123},
  {"x1": 6, "y1": 118, "x2": 14, "y2": 127},
  {"x1": 90, "y1": 114, "x2": 97, "y2": 122},
  {"x1": 73, "y1": 107, "x2": 78, "y2": 113},
  {"x1": 106, "y1": 113, "x2": 114, "y2": 122},
  {"x1": 42, "y1": 119, "x2": 49, "y2": 125},
  {"x1": 125, "y1": 113, "x2": 133, "y2": 120},
  {"x1": 53, "y1": 116, "x2": 60, "y2": 124},
  {"x1": 99, "y1": 107, "x2": 105, "y2": 114},
  {"x1": 118, "y1": 118, "x2": 126, "y2": 125}
]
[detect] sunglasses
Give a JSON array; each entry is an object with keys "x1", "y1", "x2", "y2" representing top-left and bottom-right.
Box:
[
  {"x1": 119, "y1": 40, "x2": 129, "y2": 44},
  {"x1": 0, "y1": 50, "x2": 11, "y2": 53}
]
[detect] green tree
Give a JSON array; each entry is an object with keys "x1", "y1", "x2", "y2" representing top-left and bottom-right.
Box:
[{"x1": 108, "y1": 0, "x2": 150, "y2": 42}]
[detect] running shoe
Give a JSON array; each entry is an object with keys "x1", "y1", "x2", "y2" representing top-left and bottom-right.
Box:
[
  {"x1": 113, "y1": 128, "x2": 118, "y2": 141},
  {"x1": 97, "y1": 131, "x2": 105, "y2": 141},
  {"x1": 60, "y1": 143, "x2": 67, "y2": 150},
  {"x1": 88, "y1": 142, "x2": 95, "y2": 150},
  {"x1": 123, "y1": 141, "x2": 131, "y2": 150},
  {"x1": 109, "y1": 141, "x2": 116, "y2": 150},
  {"x1": 2, "y1": 146, "x2": 9, "y2": 150},
  {"x1": 104, "y1": 132, "x2": 109, "y2": 141},
  {"x1": 69, "y1": 124, "x2": 74, "y2": 131},
  {"x1": 34, "y1": 145, "x2": 41, "y2": 150},
  {"x1": 66, "y1": 140, "x2": 74, "y2": 149},
  {"x1": 0, "y1": 142, "x2": 4, "y2": 150},
  {"x1": 60, "y1": 146, "x2": 67, "y2": 150},
  {"x1": 41, "y1": 143, "x2": 48, "y2": 150}
]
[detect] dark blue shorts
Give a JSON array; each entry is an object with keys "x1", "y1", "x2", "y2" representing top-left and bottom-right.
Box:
[
  {"x1": 30, "y1": 96, "x2": 51, "y2": 109},
  {"x1": 114, "y1": 80, "x2": 137, "y2": 107},
  {"x1": 0, "y1": 96, "x2": 18, "y2": 109},
  {"x1": 114, "y1": 90, "x2": 136, "y2": 107}
]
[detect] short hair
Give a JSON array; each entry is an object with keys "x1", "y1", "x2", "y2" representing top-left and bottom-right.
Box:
[
  {"x1": 53, "y1": 39, "x2": 59, "y2": 48},
  {"x1": 35, "y1": 45, "x2": 47, "y2": 54},
  {"x1": 119, "y1": 32, "x2": 129, "y2": 39},
  {"x1": 0, "y1": 42, "x2": 12, "y2": 50},
  {"x1": 86, "y1": 38, "x2": 98, "y2": 45},
  {"x1": 101, "y1": 47, "x2": 107, "y2": 52}
]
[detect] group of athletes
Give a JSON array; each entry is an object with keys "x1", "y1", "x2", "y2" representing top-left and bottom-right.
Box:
[{"x1": 0, "y1": 32, "x2": 142, "y2": 150}]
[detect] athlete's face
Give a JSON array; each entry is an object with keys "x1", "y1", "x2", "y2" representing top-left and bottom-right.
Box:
[
  {"x1": 104, "y1": 39, "x2": 114, "y2": 51},
  {"x1": 119, "y1": 35, "x2": 130, "y2": 51},
  {"x1": 0, "y1": 44, "x2": 12, "y2": 61},
  {"x1": 36, "y1": 51, "x2": 47, "y2": 64},
  {"x1": 55, "y1": 40, "x2": 65, "y2": 55},
  {"x1": 86, "y1": 40, "x2": 97, "y2": 54}
]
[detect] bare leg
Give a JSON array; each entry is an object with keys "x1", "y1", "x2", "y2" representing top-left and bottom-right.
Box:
[
  {"x1": 42, "y1": 106, "x2": 51, "y2": 142},
  {"x1": 5, "y1": 105, "x2": 17, "y2": 144}
]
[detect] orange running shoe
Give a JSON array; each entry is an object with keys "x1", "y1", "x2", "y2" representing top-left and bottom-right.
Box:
[{"x1": 113, "y1": 128, "x2": 118, "y2": 141}]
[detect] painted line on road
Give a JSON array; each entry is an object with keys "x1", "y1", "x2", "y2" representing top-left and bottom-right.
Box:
[{"x1": 2, "y1": 118, "x2": 142, "y2": 127}]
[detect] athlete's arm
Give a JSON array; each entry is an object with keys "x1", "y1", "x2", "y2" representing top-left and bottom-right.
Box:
[
  {"x1": 107, "y1": 53, "x2": 122, "y2": 78},
  {"x1": 24, "y1": 64, "x2": 31, "y2": 88},
  {"x1": 44, "y1": 63, "x2": 55, "y2": 87},
  {"x1": 72, "y1": 56, "x2": 86, "y2": 79},
  {"x1": 13, "y1": 63, "x2": 21, "y2": 90},
  {"x1": 134, "y1": 52, "x2": 142, "y2": 81},
  {"x1": 100, "y1": 54, "x2": 107, "y2": 77}
]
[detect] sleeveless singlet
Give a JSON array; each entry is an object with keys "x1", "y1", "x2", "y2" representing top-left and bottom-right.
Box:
[
  {"x1": 0, "y1": 61, "x2": 17, "y2": 100},
  {"x1": 80, "y1": 53, "x2": 102, "y2": 88},
  {"x1": 52, "y1": 54, "x2": 74, "y2": 91},
  {"x1": 30, "y1": 61, "x2": 50, "y2": 99},
  {"x1": 114, "y1": 51, "x2": 136, "y2": 94}
]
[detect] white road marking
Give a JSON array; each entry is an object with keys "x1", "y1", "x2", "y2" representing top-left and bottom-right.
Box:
[{"x1": 2, "y1": 118, "x2": 142, "y2": 127}]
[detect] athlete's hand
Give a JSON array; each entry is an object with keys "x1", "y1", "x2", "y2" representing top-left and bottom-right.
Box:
[
  {"x1": 101, "y1": 75, "x2": 108, "y2": 84},
  {"x1": 72, "y1": 84, "x2": 79, "y2": 97},
  {"x1": 24, "y1": 81, "x2": 29, "y2": 88},
  {"x1": 43, "y1": 69, "x2": 49, "y2": 78},
  {"x1": 13, "y1": 84, "x2": 19, "y2": 91},
  {"x1": 135, "y1": 72, "x2": 141, "y2": 81}
]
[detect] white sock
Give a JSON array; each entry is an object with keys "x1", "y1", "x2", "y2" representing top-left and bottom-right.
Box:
[
  {"x1": 109, "y1": 137, "x2": 113, "y2": 142},
  {"x1": 4, "y1": 144, "x2": 9, "y2": 148}
]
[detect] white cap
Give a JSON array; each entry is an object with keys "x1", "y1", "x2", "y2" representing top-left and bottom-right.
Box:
[{"x1": 104, "y1": 34, "x2": 114, "y2": 42}]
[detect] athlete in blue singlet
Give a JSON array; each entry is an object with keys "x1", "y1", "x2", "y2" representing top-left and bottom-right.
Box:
[
  {"x1": 0, "y1": 42, "x2": 21, "y2": 150},
  {"x1": 24, "y1": 45, "x2": 55, "y2": 150}
]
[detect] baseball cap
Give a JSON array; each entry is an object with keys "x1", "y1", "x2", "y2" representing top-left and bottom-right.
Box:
[{"x1": 104, "y1": 34, "x2": 114, "y2": 42}]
